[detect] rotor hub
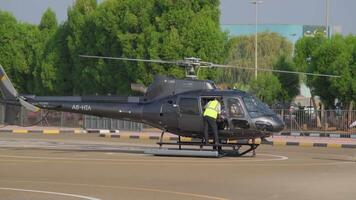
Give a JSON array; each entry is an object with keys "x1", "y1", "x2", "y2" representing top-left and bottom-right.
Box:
[{"x1": 182, "y1": 57, "x2": 201, "y2": 79}]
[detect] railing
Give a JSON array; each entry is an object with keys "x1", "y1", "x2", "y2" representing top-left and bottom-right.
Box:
[
  {"x1": 0, "y1": 104, "x2": 355, "y2": 133},
  {"x1": 0, "y1": 105, "x2": 143, "y2": 131},
  {"x1": 272, "y1": 109, "x2": 356, "y2": 134},
  {"x1": 84, "y1": 115, "x2": 143, "y2": 131}
]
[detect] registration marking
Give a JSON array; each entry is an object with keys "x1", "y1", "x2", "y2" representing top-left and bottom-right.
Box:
[{"x1": 72, "y1": 105, "x2": 92, "y2": 111}]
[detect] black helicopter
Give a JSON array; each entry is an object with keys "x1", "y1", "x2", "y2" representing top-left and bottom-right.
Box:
[{"x1": 0, "y1": 56, "x2": 339, "y2": 156}]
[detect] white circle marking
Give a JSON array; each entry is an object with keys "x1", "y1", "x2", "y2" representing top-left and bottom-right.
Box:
[
  {"x1": 0, "y1": 187, "x2": 101, "y2": 200},
  {"x1": 0, "y1": 153, "x2": 287, "y2": 163}
]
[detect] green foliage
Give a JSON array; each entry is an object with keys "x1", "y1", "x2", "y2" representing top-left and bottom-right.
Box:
[
  {"x1": 2, "y1": 0, "x2": 228, "y2": 96},
  {"x1": 39, "y1": 8, "x2": 57, "y2": 32},
  {"x1": 3, "y1": 0, "x2": 353, "y2": 109},
  {"x1": 311, "y1": 35, "x2": 354, "y2": 107},
  {"x1": 249, "y1": 73, "x2": 282, "y2": 105},
  {"x1": 34, "y1": 8, "x2": 60, "y2": 95},
  {"x1": 345, "y1": 35, "x2": 356, "y2": 103},
  {"x1": 219, "y1": 32, "x2": 292, "y2": 85},
  {"x1": 215, "y1": 32, "x2": 295, "y2": 105},
  {"x1": 294, "y1": 33, "x2": 326, "y2": 72},
  {"x1": 295, "y1": 34, "x2": 355, "y2": 109},
  {"x1": 274, "y1": 55, "x2": 300, "y2": 103},
  {"x1": 60, "y1": 0, "x2": 227, "y2": 95},
  {"x1": 0, "y1": 10, "x2": 43, "y2": 93}
]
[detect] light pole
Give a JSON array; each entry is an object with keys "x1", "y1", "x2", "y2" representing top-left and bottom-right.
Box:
[
  {"x1": 250, "y1": 1, "x2": 263, "y2": 80},
  {"x1": 325, "y1": 0, "x2": 330, "y2": 38},
  {"x1": 289, "y1": 33, "x2": 297, "y2": 56}
]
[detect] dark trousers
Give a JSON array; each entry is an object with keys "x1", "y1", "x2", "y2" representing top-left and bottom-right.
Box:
[{"x1": 203, "y1": 116, "x2": 219, "y2": 144}]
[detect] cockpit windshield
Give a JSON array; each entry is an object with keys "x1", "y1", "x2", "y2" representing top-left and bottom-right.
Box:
[{"x1": 242, "y1": 96, "x2": 274, "y2": 118}]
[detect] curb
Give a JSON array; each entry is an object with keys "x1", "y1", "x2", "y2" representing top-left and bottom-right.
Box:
[
  {"x1": 99, "y1": 132, "x2": 183, "y2": 141},
  {"x1": 87, "y1": 129, "x2": 120, "y2": 134},
  {"x1": 2, "y1": 128, "x2": 355, "y2": 149},
  {"x1": 261, "y1": 140, "x2": 356, "y2": 148},
  {"x1": 279, "y1": 131, "x2": 356, "y2": 138},
  {"x1": 0, "y1": 129, "x2": 86, "y2": 134}
]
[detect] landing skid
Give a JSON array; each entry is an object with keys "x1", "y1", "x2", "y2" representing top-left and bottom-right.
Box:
[
  {"x1": 150, "y1": 131, "x2": 260, "y2": 158},
  {"x1": 155, "y1": 141, "x2": 259, "y2": 157},
  {"x1": 145, "y1": 148, "x2": 222, "y2": 158}
]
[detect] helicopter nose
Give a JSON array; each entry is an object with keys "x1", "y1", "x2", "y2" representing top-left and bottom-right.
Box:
[
  {"x1": 271, "y1": 115, "x2": 285, "y2": 132},
  {"x1": 255, "y1": 115, "x2": 285, "y2": 132}
]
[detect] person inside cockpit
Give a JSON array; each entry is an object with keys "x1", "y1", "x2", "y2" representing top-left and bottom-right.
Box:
[{"x1": 228, "y1": 99, "x2": 244, "y2": 118}]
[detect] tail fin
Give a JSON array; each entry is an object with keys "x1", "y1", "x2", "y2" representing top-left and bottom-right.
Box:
[
  {"x1": 0, "y1": 64, "x2": 39, "y2": 125},
  {"x1": 0, "y1": 65, "x2": 18, "y2": 100}
]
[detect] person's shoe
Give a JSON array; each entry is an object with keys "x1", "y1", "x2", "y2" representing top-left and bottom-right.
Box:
[{"x1": 212, "y1": 143, "x2": 219, "y2": 150}]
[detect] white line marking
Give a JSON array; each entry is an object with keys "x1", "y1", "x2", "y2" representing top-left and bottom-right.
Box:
[
  {"x1": 0, "y1": 159, "x2": 352, "y2": 167},
  {"x1": 0, "y1": 154, "x2": 287, "y2": 163},
  {"x1": 253, "y1": 153, "x2": 289, "y2": 161},
  {"x1": 3, "y1": 153, "x2": 353, "y2": 166},
  {"x1": 0, "y1": 187, "x2": 101, "y2": 200},
  {"x1": 0, "y1": 181, "x2": 227, "y2": 200}
]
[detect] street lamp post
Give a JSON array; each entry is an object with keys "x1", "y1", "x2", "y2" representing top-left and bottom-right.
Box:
[
  {"x1": 290, "y1": 33, "x2": 297, "y2": 56},
  {"x1": 326, "y1": 0, "x2": 330, "y2": 38},
  {"x1": 250, "y1": 1, "x2": 263, "y2": 80}
]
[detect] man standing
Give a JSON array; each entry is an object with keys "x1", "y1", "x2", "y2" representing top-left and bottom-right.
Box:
[{"x1": 203, "y1": 98, "x2": 221, "y2": 145}]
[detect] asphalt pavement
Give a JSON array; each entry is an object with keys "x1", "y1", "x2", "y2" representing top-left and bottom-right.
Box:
[{"x1": 0, "y1": 132, "x2": 355, "y2": 200}]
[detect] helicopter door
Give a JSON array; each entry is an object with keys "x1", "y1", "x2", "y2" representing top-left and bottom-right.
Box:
[
  {"x1": 177, "y1": 97, "x2": 203, "y2": 132},
  {"x1": 227, "y1": 98, "x2": 249, "y2": 129},
  {"x1": 160, "y1": 99, "x2": 178, "y2": 130}
]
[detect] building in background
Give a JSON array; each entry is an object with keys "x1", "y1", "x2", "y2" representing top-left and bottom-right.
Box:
[
  {"x1": 222, "y1": 24, "x2": 302, "y2": 43},
  {"x1": 221, "y1": 24, "x2": 342, "y2": 42}
]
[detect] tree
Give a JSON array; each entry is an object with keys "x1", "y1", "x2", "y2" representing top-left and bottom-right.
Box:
[
  {"x1": 294, "y1": 33, "x2": 327, "y2": 127},
  {"x1": 220, "y1": 32, "x2": 293, "y2": 85},
  {"x1": 294, "y1": 33, "x2": 326, "y2": 72},
  {"x1": 39, "y1": 8, "x2": 57, "y2": 32},
  {"x1": 295, "y1": 33, "x2": 356, "y2": 126},
  {"x1": 274, "y1": 55, "x2": 300, "y2": 103},
  {"x1": 344, "y1": 35, "x2": 356, "y2": 122},
  {"x1": 309, "y1": 35, "x2": 354, "y2": 108},
  {"x1": 59, "y1": 0, "x2": 228, "y2": 95},
  {"x1": 64, "y1": 0, "x2": 98, "y2": 95},
  {"x1": 312, "y1": 35, "x2": 355, "y2": 126},
  {"x1": 33, "y1": 8, "x2": 60, "y2": 95},
  {"x1": 249, "y1": 73, "x2": 282, "y2": 105},
  {"x1": 0, "y1": 10, "x2": 43, "y2": 94}
]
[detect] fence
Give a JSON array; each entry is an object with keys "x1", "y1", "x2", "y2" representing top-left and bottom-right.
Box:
[
  {"x1": 0, "y1": 105, "x2": 143, "y2": 131},
  {"x1": 84, "y1": 115, "x2": 143, "y2": 131},
  {"x1": 0, "y1": 104, "x2": 355, "y2": 133},
  {"x1": 273, "y1": 109, "x2": 356, "y2": 134}
]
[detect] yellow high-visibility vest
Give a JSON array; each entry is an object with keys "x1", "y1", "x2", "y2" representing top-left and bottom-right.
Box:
[{"x1": 203, "y1": 100, "x2": 220, "y2": 119}]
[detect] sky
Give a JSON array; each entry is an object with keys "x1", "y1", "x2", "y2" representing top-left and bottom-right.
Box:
[{"x1": 0, "y1": 0, "x2": 355, "y2": 35}]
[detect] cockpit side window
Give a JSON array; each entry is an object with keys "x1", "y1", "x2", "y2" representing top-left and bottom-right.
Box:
[
  {"x1": 179, "y1": 98, "x2": 200, "y2": 115},
  {"x1": 227, "y1": 98, "x2": 244, "y2": 118}
]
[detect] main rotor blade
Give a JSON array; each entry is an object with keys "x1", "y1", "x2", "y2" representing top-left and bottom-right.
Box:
[
  {"x1": 79, "y1": 55, "x2": 179, "y2": 65},
  {"x1": 206, "y1": 64, "x2": 341, "y2": 78}
]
